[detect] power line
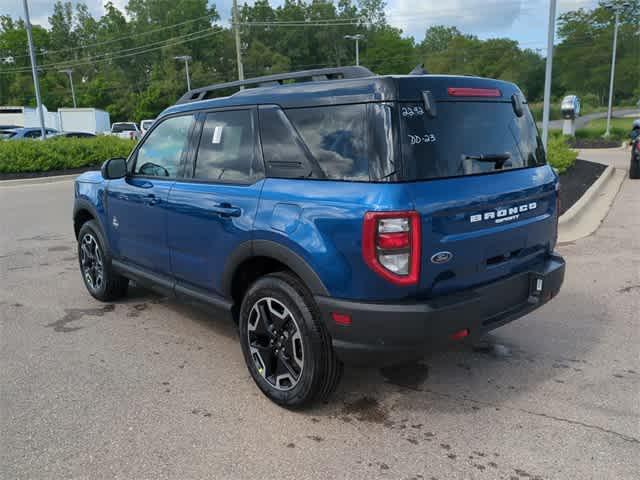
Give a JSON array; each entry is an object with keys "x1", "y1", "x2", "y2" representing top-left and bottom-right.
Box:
[
  {"x1": 6, "y1": 13, "x2": 218, "y2": 60},
  {"x1": 0, "y1": 29, "x2": 225, "y2": 74}
]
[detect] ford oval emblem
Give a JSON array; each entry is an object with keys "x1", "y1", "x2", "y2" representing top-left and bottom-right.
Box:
[{"x1": 431, "y1": 251, "x2": 453, "y2": 264}]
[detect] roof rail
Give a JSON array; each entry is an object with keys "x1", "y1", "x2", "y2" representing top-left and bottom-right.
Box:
[{"x1": 176, "y1": 66, "x2": 376, "y2": 104}]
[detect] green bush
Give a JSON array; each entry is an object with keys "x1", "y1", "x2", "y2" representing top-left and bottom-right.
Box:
[
  {"x1": 546, "y1": 135, "x2": 577, "y2": 174},
  {"x1": 0, "y1": 136, "x2": 135, "y2": 173}
]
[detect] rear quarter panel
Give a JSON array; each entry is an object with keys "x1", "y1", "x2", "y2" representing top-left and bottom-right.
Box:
[{"x1": 255, "y1": 179, "x2": 418, "y2": 301}]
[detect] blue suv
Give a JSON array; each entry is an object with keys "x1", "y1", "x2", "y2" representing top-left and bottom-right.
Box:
[{"x1": 73, "y1": 67, "x2": 565, "y2": 407}]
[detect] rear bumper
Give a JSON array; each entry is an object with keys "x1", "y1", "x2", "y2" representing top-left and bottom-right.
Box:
[{"x1": 315, "y1": 254, "x2": 565, "y2": 366}]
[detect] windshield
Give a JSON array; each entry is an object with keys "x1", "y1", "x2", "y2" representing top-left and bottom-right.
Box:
[
  {"x1": 112, "y1": 123, "x2": 136, "y2": 133},
  {"x1": 399, "y1": 101, "x2": 545, "y2": 181}
]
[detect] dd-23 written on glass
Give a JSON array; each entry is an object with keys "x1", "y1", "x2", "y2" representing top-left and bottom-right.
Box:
[{"x1": 408, "y1": 133, "x2": 437, "y2": 145}]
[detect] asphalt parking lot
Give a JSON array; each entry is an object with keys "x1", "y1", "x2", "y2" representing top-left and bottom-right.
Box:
[{"x1": 1, "y1": 167, "x2": 638, "y2": 479}]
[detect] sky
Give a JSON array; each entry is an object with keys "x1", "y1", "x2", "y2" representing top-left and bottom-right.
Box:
[{"x1": 5, "y1": 0, "x2": 600, "y2": 51}]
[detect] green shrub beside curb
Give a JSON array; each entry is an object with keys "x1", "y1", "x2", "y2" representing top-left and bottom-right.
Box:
[
  {"x1": 0, "y1": 136, "x2": 135, "y2": 174},
  {"x1": 547, "y1": 136, "x2": 578, "y2": 174}
]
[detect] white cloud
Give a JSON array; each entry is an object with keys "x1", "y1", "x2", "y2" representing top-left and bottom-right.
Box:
[{"x1": 386, "y1": 0, "x2": 599, "y2": 41}]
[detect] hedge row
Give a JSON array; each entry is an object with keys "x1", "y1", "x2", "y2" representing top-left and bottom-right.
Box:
[{"x1": 0, "y1": 136, "x2": 135, "y2": 173}]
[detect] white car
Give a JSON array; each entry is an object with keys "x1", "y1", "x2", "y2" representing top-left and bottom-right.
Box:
[
  {"x1": 140, "y1": 119, "x2": 155, "y2": 136},
  {"x1": 110, "y1": 122, "x2": 141, "y2": 140}
]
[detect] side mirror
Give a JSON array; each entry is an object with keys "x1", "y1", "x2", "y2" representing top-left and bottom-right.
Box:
[{"x1": 101, "y1": 157, "x2": 127, "y2": 179}]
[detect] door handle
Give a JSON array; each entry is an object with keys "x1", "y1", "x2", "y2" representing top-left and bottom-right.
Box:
[
  {"x1": 146, "y1": 194, "x2": 160, "y2": 206},
  {"x1": 209, "y1": 203, "x2": 241, "y2": 217}
]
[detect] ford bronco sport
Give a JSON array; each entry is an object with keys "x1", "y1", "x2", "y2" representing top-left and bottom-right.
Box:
[{"x1": 73, "y1": 66, "x2": 565, "y2": 407}]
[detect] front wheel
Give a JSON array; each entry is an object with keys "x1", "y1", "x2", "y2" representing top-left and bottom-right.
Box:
[
  {"x1": 77, "y1": 220, "x2": 128, "y2": 302},
  {"x1": 238, "y1": 272, "x2": 342, "y2": 408}
]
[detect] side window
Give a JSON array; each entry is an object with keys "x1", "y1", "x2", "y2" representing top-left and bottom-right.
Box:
[
  {"x1": 286, "y1": 104, "x2": 370, "y2": 181},
  {"x1": 193, "y1": 110, "x2": 261, "y2": 183},
  {"x1": 259, "y1": 106, "x2": 317, "y2": 179},
  {"x1": 134, "y1": 114, "x2": 194, "y2": 177}
]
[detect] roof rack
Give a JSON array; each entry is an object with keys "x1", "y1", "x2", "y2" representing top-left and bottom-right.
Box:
[{"x1": 176, "y1": 66, "x2": 375, "y2": 104}]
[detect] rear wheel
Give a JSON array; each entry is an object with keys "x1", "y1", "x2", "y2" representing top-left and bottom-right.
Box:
[
  {"x1": 238, "y1": 272, "x2": 342, "y2": 407},
  {"x1": 78, "y1": 220, "x2": 128, "y2": 301}
]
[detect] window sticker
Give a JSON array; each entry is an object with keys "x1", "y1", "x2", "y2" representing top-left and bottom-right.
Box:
[{"x1": 212, "y1": 125, "x2": 223, "y2": 144}]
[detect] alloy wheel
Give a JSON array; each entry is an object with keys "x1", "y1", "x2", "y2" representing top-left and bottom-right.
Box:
[
  {"x1": 247, "y1": 297, "x2": 304, "y2": 391},
  {"x1": 80, "y1": 233, "x2": 103, "y2": 291}
]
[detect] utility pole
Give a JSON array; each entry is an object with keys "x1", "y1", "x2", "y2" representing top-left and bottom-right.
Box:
[
  {"x1": 541, "y1": 0, "x2": 557, "y2": 151},
  {"x1": 23, "y1": 0, "x2": 46, "y2": 138},
  {"x1": 344, "y1": 34, "x2": 364, "y2": 66},
  {"x1": 59, "y1": 68, "x2": 77, "y2": 108},
  {"x1": 174, "y1": 55, "x2": 192, "y2": 91},
  {"x1": 232, "y1": 0, "x2": 244, "y2": 82}
]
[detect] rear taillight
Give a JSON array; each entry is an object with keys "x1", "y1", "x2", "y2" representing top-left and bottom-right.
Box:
[
  {"x1": 447, "y1": 87, "x2": 501, "y2": 98},
  {"x1": 362, "y1": 211, "x2": 420, "y2": 286}
]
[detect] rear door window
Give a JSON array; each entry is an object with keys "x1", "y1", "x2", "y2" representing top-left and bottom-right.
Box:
[
  {"x1": 399, "y1": 101, "x2": 545, "y2": 180},
  {"x1": 193, "y1": 110, "x2": 262, "y2": 183},
  {"x1": 286, "y1": 105, "x2": 369, "y2": 181}
]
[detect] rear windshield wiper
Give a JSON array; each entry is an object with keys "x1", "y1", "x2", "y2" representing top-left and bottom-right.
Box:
[{"x1": 463, "y1": 153, "x2": 512, "y2": 169}]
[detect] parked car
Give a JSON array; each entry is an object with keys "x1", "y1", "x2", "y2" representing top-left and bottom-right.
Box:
[
  {"x1": 0, "y1": 127, "x2": 58, "y2": 139},
  {"x1": 109, "y1": 122, "x2": 140, "y2": 140},
  {"x1": 73, "y1": 67, "x2": 565, "y2": 407},
  {"x1": 46, "y1": 131, "x2": 97, "y2": 139},
  {"x1": 630, "y1": 119, "x2": 640, "y2": 179},
  {"x1": 140, "y1": 119, "x2": 155, "y2": 136}
]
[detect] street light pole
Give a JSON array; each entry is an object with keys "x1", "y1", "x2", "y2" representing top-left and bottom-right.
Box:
[
  {"x1": 541, "y1": 0, "x2": 557, "y2": 151},
  {"x1": 605, "y1": 10, "x2": 621, "y2": 137},
  {"x1": 233, "y1": 0, "x2": 244, "y2": 83},
  {"x1": 59, "y1": 68, "x2": 77, "y2": 108},
  {"x1": 22, "y1": 0, "x2": 46, "y2": 138},
  {"x1": 174, "y1": 55, "x2": 192, "y2": 91},
  {"x1": 344, "y1": 34, "x2": 364, "y2": 66}
]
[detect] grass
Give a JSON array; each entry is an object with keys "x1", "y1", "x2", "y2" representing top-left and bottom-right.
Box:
[{"x1": 576, "y1": 116, "x2": 637, "y2": 142}]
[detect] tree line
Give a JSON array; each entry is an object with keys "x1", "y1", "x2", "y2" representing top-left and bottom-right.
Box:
[{"x1": 0, "y1": 0, "x2": 638, "y2": 122}]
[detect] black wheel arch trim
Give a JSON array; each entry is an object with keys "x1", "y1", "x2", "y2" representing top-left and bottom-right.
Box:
[
  {"x1": 221, "y1": 239, "x2": 330, "y2": 298},
  {"x1": 73, "y1": 198, "x2": 107, "y2": 238}
]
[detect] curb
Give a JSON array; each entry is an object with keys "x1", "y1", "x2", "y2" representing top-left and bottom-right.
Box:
[
  {"x1": 0, "y1": 173, "x2": 79, "y2": 187},
  {"x1": 558, "y1": 165, "x2": 625, "y2": 244},
  {"x1": 559, "y1": 165, "x2": 614, "y2": 227}
]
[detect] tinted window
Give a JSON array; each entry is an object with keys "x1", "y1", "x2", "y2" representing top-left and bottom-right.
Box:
[
  {"x1": 259, "y1": 107, "x2": 316, "y2": 179},
  {"x1": 112, "y1": 123, "x2": 137, "y2": 133},
  {"x1": 24, "y1": 130, "x2": 41, "y2": 138},
  {"x1": 194, "y1": 110, "x2": 261, "y2": 183},
  {"x1": 400, "y1": 102, "x2": 545, "y2": 180},
  {"x1": 286, "y1": 105, "x2": 369, "y2": 181},
  {"x1": 134, "y1": 114, "x2": 194, "y2": 177}
]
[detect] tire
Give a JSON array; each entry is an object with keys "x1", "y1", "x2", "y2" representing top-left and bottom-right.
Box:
[
  {"x1": 630, "y1": 155, "x2": 640, "y2": 179},
  {"x1": 77, "y1": 220, "x2": 128, "y2": 302},
  {"x1": 238, "y1": 272, "x2": 343, "y2": 408}
]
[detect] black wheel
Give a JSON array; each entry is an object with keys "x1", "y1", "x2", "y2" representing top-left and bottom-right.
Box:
[
  {"x1": 77, "y1": 220, "x2": 128, "y2": 302},
  {"x1": 630, "y1": 155, "x2": 640, "y2": 179},
  {"x1": 238, "y1": 272, "x2": 342, "y2": 408}
]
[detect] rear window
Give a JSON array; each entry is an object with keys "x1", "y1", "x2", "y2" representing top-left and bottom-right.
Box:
[
  {"x1": 399, "y1": 101, "x2": 545, "y2": 181},
  {"x1": 112, "y1": 123, "x2": 136, "y2": 133}
]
